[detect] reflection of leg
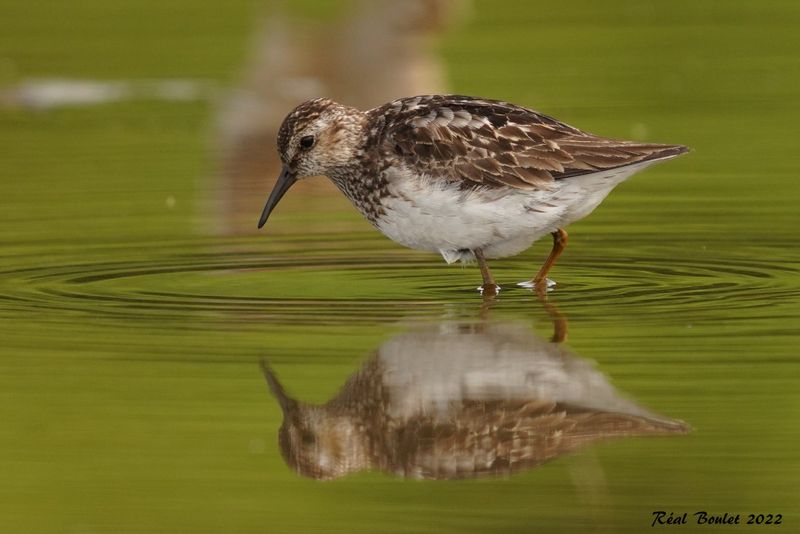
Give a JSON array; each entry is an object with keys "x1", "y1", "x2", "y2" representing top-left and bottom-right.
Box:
[
  {"x1": 542, "y1": 300, "x2": 568, "y2": 343},
  {"x1": 473, "y1": 249, "x2": 499, "y2": 296},
  {"x1": 478, "y1": 296, "x2": 495, "y2": 322},
  {"x1": 532, "y1": 228, "x2": 569, "y2": 288}
]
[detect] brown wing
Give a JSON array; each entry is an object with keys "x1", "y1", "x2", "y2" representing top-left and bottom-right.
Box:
[
  {"x1": 376, "y1": 95, "x2": 688, "y2": 190},
  {"x1": 386, "y1": 399, "x2": 689, "y2": 480}
]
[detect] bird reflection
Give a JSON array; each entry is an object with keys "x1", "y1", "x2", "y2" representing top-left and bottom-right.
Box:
[{"x1": 262, "y1": 318, "x2": 689, "y2": 480}]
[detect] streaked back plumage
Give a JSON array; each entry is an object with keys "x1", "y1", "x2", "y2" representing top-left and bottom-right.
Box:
[{"x1": 367, "y1": 94, "x2": 688, "y2": 191}]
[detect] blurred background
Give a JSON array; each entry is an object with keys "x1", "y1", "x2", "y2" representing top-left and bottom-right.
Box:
[{"x1": 1, "y1": 1, "x2": 799, "y2": 532}]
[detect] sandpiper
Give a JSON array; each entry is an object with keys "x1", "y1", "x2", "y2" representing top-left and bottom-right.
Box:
[{"x1": 258, "y1": 95, "x2": 688, "y2": 293}]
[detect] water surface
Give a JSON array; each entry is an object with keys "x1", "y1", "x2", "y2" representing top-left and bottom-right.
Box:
[{"x1": 2, "y1": 1, "x2": 799, "y2": 532}]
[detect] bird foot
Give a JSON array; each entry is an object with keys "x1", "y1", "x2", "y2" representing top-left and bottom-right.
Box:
[
  {"x1": 516, "y1": 278, "x2": 556, "y2": 291},
  {"x1": 477, "y1": 283, "x2": 501, "y2": 297}
]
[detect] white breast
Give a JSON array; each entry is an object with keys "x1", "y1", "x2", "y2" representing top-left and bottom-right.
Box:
[
  {"x1": 373, "y1": 161, "x2": 658, "y2": 262},
  {"x1": 374, "y1": 169, "x2": 556, "y2": 261}
]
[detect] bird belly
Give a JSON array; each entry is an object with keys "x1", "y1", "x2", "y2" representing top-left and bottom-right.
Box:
[
  {"x1": 370, "y1": 160, "x2": 659, "y2": 263},
  {"x1": 550, "y1": 160, "x2": 658, "y2": 223},
  {"x1": 375, "y1": 173, "x2": 565, "y2": 263}
]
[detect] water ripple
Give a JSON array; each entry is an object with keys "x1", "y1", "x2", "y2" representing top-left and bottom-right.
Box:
[{"x1": 1, "y1": 243, "x2": 798, "y2": 325}]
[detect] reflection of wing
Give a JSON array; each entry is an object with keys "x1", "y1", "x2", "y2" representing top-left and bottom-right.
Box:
[
  {"x1": 375, "y1": 95, "x2": 688, "y2": 190},
  {"x1": 383, "y1": 399, "x2": 689, "y2": 480}
]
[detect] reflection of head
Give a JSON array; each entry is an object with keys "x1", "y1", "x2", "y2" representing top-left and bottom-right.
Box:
[{"x1": 264, "y1": 362, "x2": 368, "y2": 480}]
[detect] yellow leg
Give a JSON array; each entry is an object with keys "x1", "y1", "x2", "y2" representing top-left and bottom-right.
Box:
[{"x1": 531, "y1": 228, "x2": 569, "y2": 289}]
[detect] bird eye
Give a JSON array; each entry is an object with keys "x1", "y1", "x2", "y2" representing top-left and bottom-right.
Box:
[{"x1": 299, "y1": 135, "x2": 315, "y2": 150}]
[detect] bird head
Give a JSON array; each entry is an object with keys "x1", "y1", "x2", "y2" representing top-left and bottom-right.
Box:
[{"x1": 258, "y1": 98, "x2": 365, "y2": 229}]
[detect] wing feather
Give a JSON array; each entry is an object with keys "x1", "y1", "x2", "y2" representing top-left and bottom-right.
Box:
[{"x1": 372, "y1": 95, "x2": 688, "y2": 191}]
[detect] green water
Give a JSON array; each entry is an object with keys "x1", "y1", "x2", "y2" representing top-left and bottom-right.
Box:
[{"x1": 2, "y1": 1, "x2": 799, "y2": 532}]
